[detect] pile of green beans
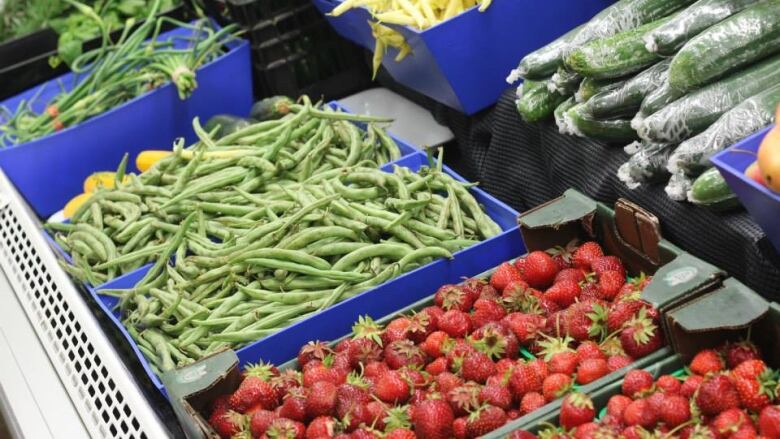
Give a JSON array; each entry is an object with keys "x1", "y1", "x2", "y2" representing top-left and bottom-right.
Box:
[
  {"x1": 0, "y1": 0, "x2": 238, "y2": 147},
  {"x1": 47, "y1": 98, "x2": 502, "y2": 374}
]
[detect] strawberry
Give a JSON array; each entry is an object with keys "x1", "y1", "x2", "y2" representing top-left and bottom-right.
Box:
[
  {"x1": 513, "y1": 258, "x2": 527, "y2": 276},
  {"x1": 421, "y1": 306, "x2": 444, "y2": 329},
  {"x1": 408, "y1": 389, "x2": 429, "y2": 406},
  {"x1": 656, "y1": 375, "x2": 681, "y2": 395},
  {"x1": 548, "y1": 351, "x2": 579, "y2": 376},
  {"x1": 598, "y1": 271, "x2": 626, "y2": 301},
  {"x1": 412, "y1": 399, "x2": 454, "y2": 439},
  {"x1": 680, "y1": 375, "x2": 704, "y2": 399},
  {"x1": 555, "y1": 268, "x2": 587, "y2": 285},
  {"x1": 465, "y1": 405, "x2": 508, "y2": 438},
  {"x1": 446, "y1": 339, "x2": 476, "y2": 370},
  {"x1": 579, "y1": 281, "x2": 603, "y2": 302},
  {"x1": 306, "y1": 416, "x2": 337, "y2": 438},
  {"x1": 509, "y1": 431, "x2": 538, "y2": 439},
  {"x1": 336, "y1": 382, "x2": 370, "y2": 420},
  {"x1": 502, "y1": 313, "x2": 545, "y2": 345},
  {"x1": 420, "y1": 331, "x2": 450, "y2": 358},
  {"x1": 453, "y1": 417, "x2": 468, "y2": 439},
  {"x1": 279, "y1": 387, "x2": 308, "y2": 422},
  {"x1": 619, "y1": 309, "x2": 663, "y2": 359},
  {"x1": 759, "y1": 406, "x2": 780, "y2": 439},
  {"x1": 364, "y1": 401, "x2": 387, "y2": 431},
  {"x1": 646, "y1": 391, "x2": 666, "y2": 414},
  {"x1": 306, "y1": 381, "x2": 338, "y2": 418},
  {"x1": 606, "y1": 394, "x2": 632, "y2": 419},
  {"x1": 479, "y1": 384, "x2": 513, "y2": 410},
  {"x1": 542, "y1": 373, "x2": 573, "y2": 402},
  {"x1": 435, "y1": 372, "x2": 464, "y2": 395},
  {"x1": 462, "y1": 278, "x2": 490, "y2": 303},
  {"x1": 447, "y1": 383, "x2": 481, "y2": 417},
  {"x1": 734, "y1": 373, "x2": 774, "y2": 412},
  {"x1": 251, "y1": 410, "x2": 278, "y2": 438},
  {"x1": 510, "y1": 363, "x2": 543, "y2": 399},
  {"x1": 303, "y1": 358, "x2": 341, "y2": 388},
  {"x1": 659, "y1": 395, "x2": 690, "y2": 428},
  {"x1": 490, "y1": 262, "x2": 524, "y2": 292},
  {"x1": 732, "y1": 425, "x2": 758, "y2": 439},
  {"x1": 425, "y1": 357, "x2": 449, "y2": 376},
  {"x1": 622, "y1": 399, "x2": 656, "y2": 428},
  {"x1": 210, "y1": 409, "x2": 245, "y2": 438},
  {"x1": 472, "y1": 322, "x2": 519, "y2": 360},
  {"x1": 520, "y1": 392, "x2": 546, "y2": 415},
  {"x1": 591, "y1": 256, "x2": 626, "y2": 278},
  {"x1": 384, "y1": 340, "x2": 425, "y2": 370},
  {"x1": 572, "y1": 242, "x2": 604, "y2": 271},
  {"x1": 564, "y1": 301, "x2": 608, "y2": 342},
  {"x1": 527, "y1": 358, "x2": 549, "y2": 383},
  {"x1": 576, "y1": 359, "x2": 609, "y2": 385},
  {"x1": 723, "y1": 341, "x2": 762, "y2": 369},
  {"x1": 434, "y1": 285, "x2": 474, "y2": 312},
  {"x1": 577, "y1": 341, "x2": 607, "y2": 362},
  {"x1": 462, "y1": 351, "x2": 497, "y2": 384},
  {"x1": 713, "y1": 408, "x2": 749, "y2": 439},
  {"x1": 298, "y1": 342, "x2": 334, "y2": 368},
  {"x1": 350, "y1": 428, "x2": 379, "y2": 439},
  {"x1": 523, "y1": 251, "x2": 560, "y2": 289},
  {"x1": 343, "y1": 338, "x2": 383, "y2": 369},
  {"x1": 622, "y1": 370, "x2": 654, "y2": 398},
  {"x1": 385, "y1": 429, "x2": 415, "y2": 439},
  {"x1": 547, "y1": 241, "x2": 577, "y2": 271},
  {"x1": 230, "y1": 376, "x2": 278, "y2": 413},
  {"x1": 545, "y1": 280, "x2": 581, "y2": 308},
  {"x1": 560, "y1": 393, "x2": 596, "y2": 430},
  {"x1": 374, "y1": 370, "x2": 410, "y2": 404},
  {"x1": 383, "y1": 317, "x2": 412, "y2": 344},
  {"x1": 363, "y1": 361, "x2": 388, "y2": 379},
  {"x1": 696, "y1": 375, "x2": 741, "y2": 416},
  {"x1": 265, "y1": 418, "x2": 305, "y2": 439},
  {"x1": 690, "y1": 349, "x2": 724, "y2": 376},
  {"x1": 438, "y1": 310, "x2": 472, "y2": 339},
  {"x1": 471, "y1": 298, "x2": 508, "y2": 329},
  {"x1": 606, "y1": 355, "x2": 632, "y2": 372}
]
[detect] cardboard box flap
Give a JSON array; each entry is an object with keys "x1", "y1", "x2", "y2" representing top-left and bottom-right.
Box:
[
  {"x1": 668, "y1": 278, "x2": 769, "y2": 333},
  {"x1": 640, "y1": 253, "x2": 725, "y2": 310},
  {"x1": 518, "y1": 189, "x2": 597, "y2": 230},
  {"x1": 162, "y1": 350, "x2": 241, "y2": 439}
]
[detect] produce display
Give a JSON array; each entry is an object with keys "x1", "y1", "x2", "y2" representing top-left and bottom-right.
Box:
[
  {"x1": 512, "y1": 341, "x2": 780, "y2": 439},
  {"x1": 200, "y1": 241, "x2": 665, "y2": 438},
  {"x1": 746, "y1": 107, "x2": 780, "y2": 194},
  {"x1": 0, "y1": 2, "x2": 236, "y2": 146},
  {"x1": 508, "y1": 0, "x2": 780, "y2": 210}
]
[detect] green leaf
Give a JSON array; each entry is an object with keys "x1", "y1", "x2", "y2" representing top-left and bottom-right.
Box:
[{"x1": 57, "y1": 32, "x2": 83, "y2": 67}]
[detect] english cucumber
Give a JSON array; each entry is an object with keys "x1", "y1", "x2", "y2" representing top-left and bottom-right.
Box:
[
  {"x1": 640, "y1": 53, "x2": 780, "y2": 143},
  {"x1": 688, "y1": 167, "x2": 741, "y2": 210},
  {"x1": 565, "y1": 16, "x2": 671, "y2": 80},
  {"x1": 576, "y1": 77, "x2": 628, "y2": 103},
  {"x1": 554, "y1": 97, "x2": 577, "y2": 134},
  {"x1": 517, "y1": 80, "x2": 569, "y2": 123},
  {"x1": 250, "y1": 96, "x2": 294, "y2": 121},
  {"x1": 567, "y1": 104, "x2": 639, "y2": 144},
  {"x1": 631, "y1": 75, "x2": 685, "y2": 130},
  {"x1": 617, "y1": 141, "x2": 676, "y2": 189},
  {"x1": 550, "y1": 67, "x2": 582, "y2": 95},
  {"x1": 644, "y1": 0, "x2": 764, "y2": 56},
  {"x1": 509, "y1": 26, "x2": 583, "y2": 82},
  {"x1": 588, "y1": 59, "x2": 672, "y2": 118},
  {"x1": 669, "y1": 0, "x2": 780, "y2": 91}
]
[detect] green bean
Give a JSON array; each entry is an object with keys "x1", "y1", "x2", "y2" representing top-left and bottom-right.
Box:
[
  {"x1": 332, "y1": 243, "x2": 412, "y2": 271},
  {"x1": 70, "y1": 231, "x2": 108, "y2": 261},
  {"x1": 277, "y1": 226, "x2": 359, "y2": 250},
  {"x1": 246, "y1": 258, "x2": 368, "y2": 281}
]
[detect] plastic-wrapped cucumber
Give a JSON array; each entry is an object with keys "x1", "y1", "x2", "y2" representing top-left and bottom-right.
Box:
[
  {"x1": 588, "y1": 60, "x2": 671, "y2": 118},
  {"x1": 508, "y1": 26, "x2": 582, "y2": 82},
  {"x1": 567, "y1": 104, "x2": 639, "y2": 144},
  {"x1": 631, "y1": 76, "x2": 685, "y2": 130},
  {"x1": 669, "y1": 1, "x2": 780, "y2": 91},
  {"x1": 565, "y1": 16, "x2": 671, "y2": 80},
  {"x1": 203, "y1": 115, "x2": 253, "y2": 140},
  {"x1": 688, "y1": 167, "x2": 741, "y2": 210},
  {"x1": 550, "y1": 67, "x2": 582, "y2": 95},
  {"x1": 554, "y1": 97, "x2": 578, "y2": 134},
  {"x1": 665, "y1": 171, "x2": 694, "y2": 201},
  {"x1": 565, "y1": 0, "x2": 697, "y2": 56},
  {"x1": 645, "y1": 0, "x2": 764, "y2": 56},
  {"x1": 640, "y1": 54, "x2": 780, "y2": 143},
  {"x1": 576, "y1": 77, "x2": 628, "y2": 103},
  {"x1": 250, "y1": 96, "x2": 294, "y2": 121},
  {"x1": 617, "y1": 141, "x2": 676, "y2": 188},
  {"x1": 667, "y1": 84, "x2": 780, "y2": 176},
  {"x1": 516, "y1": 80, "x2": 569, "y2": 123}
]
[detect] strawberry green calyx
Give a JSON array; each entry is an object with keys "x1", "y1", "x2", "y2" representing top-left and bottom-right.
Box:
[
  {"x1": 586, "y1": 303, "x2": 609, "y2": 341},
  {"x1": 469, "y1": 329, "x2": 508, "y2": 360},
  {"x1": 352, "y1": 315, "x2": 384, "y2": 346},
  {"x1": 226, "y1": 410, "x2": 249, "y2": 431},
  {"x1": 538, "y1": 334, "x2": 576, "y2": 362},
  {"x1": 244, "y1": 360, "x2": 276, "y2": 381},
  {"x1": 383, "y1": 405, "x2": 412, "y2": 431},
  {"x1": 537, "y1": 422, "x2": 565, "y2": 439},
  {"x1": 346, "y1": 370, "x2": 370, "y2": 389},
  {"x1": 567, "y1": 392, "x2": 594, "y2": 410}
]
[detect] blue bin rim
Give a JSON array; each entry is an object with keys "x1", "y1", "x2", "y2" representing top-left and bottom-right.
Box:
[
  {"x1": 0, "y1": 19, "x2": 248, "y2": 151},
  {"x1": 711, "y1": 126, "x2": 780, "y2": 202}
]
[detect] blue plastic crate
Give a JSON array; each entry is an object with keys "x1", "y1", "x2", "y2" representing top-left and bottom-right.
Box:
[
  {"x1": 311, "y1": 0, "x2": 613, "y2": 114},
  {"x1": 89, "y1": 150, "x2": 524, "y2": 394},
  {"x1": 711, "y1": 126, "x2": 780, "y2": 252},
  {"x1": 0, "y1": 22, "x2": 253, "y2": 219}
]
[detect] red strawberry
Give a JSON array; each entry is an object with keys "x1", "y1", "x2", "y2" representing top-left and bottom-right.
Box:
[
  {"x1": 336, "y1": 382, "x2": 370, "y2": 420},
  {"x1": 646, "y1": 391, "x2": 666, "y2": 414},
  {"x1": 472, "y1": 322, "x2": 519, "y2": 360},
  {"x1": 343, "y1": 338, "x2": 382, "y2": 368},
  {"x1": 572, "y1": 242, "x2": 604, "y2": 271},
  {"x1": 696, "y1": 375, "x2": 740, "y2": 416},
  {"x1": 622, "y1": 370, "x2": 654, "y2": 398},
  {"x1": 420, "y1": 331, "x2": 450, "y2": 358},
  {"x1": 462, "y1": 351, "x2": 497, "y2": 384},
  {"x1": 598, "y1": 271, "x2": 626, "y2": 301},
  {"x1": 446, "y1": 339, "x2": 476, "y2": 368},
  {"x1": 250, "y1": 410, "x2": 278, "y2": 437},
  {"x1": 576, "y1": 359, "x2": 609, "y2": 385},
  {"x1": 655, "y1": 375, "x2": 681, "y2": 395},
  {"x1": 422, "y1": 306, "x2": 444, "y2": 329},
  {"x1": 453, "y1": 417, "x2": 468, "y2": 439},
  {"x1": 564, "y1": 301, "x2": 608, "y2": 342},
  {"x1": 265, "y1": 418, "x2": 305, "y2": 439},
  {"x1": 591, "y1": 256, "x2": 625, "y2": 278},
  {"x1": 579, "y1": 281, "x2": 603, "y2": 302},
  {"x1": 542, "y1": 373, "x2": 573, "y2": 402},
  {"x1": 434, "y1": 285, "x2": 474, "y2": 312},
  {"x1": 230, "y1": 376, "x2": 277, "y2": 413},
  {"x1": 279, "y1": 387, "x2": 308, "y2": 422},
  {"x1": 573, "y1": 423, "x2": 600, "y2": 439},
  {"x1": 383, "y1": 317, "x2": 412, "y2": 344},
  {"x1": 462, "y1": 278, "x2": 490, "y2": 303},
  {"x1": 734, "y1": 372, "x2": 773, "y2": 412},
  {"x1": 385, "y1": 429, "x2": 415, "y2": 439},
  {"x1": 732, "y1": 425, "x2": 758, "y2": 439},
  {"x1": 723, "y1": 341, "x2": 762, "y2": 369},
  {"x1": 306, "y1": 381, "x2": 338, "y2": 418},
  {"x1": 479, "y1": 384, "x2": 513, "y2": 410},
  {"x1": 502, "y1": 313, "x2": 545, "y2": 345},
  {"x1": 545, "y1": 280, "x2": 581, "y2": 308},
  {"x1": 680, "y1": 375, "x2": 704, "y2": 399},
  {"x1": 523, "y1": 251, "x2": 560, "y2": 289},
  {"x1": 306, "y1": 416, "x2": 337, "y2": 438},
  {"x1": 713, "y1": 408, "x2": 749, "y2": 439},
  {"x1": 548, "y1": 351, "x2": 579, "y2": 376},
  {"x1": 509, "y1": 431, "x2": 538, "y2": 439},
  {"x1": 471, "y1": 298, "x2": 508, "y2": 329},
  {"x1": 520, "y1": 392, "x2": 546, "y2": 415},
  {"x1": 303, "y1": 358, "x2": 341, "y2": 387},
  {"x1": 384, "y1": 340, "x2": 426, "y2": 370},
  {"x1": 690, "y1": 349, "x2": 724, "y2": 376},
  {"x1": 438, "y1": 310, "x2": 471, "y2": 339},
  {"x1": 363, "y1": 361, "x2": 388, "y2": 379},
  {"x1": 447, "y1": 383, "x2": 481, "y2": 417},
  {"x1": 510, "y1": 363, "x2": 543, "y2": 399},
  {"x1": 436, "y1": 372, "x2": 464, "y2": 395},
  {"x1": 490, "y1": 262, "x2": 524, "y2": 292},
  {"x1": 606, "y1": 355, "x2": 632, "y2": 372},
  {"x1": 412, "y1": 399, "x2": 454, "y2": 439},
  {"x1": 659, "y1": 395, "x2": 690, "y2": 428},
  {"x1": 622, "y1": 399, "x2": 656, "y2": 428},
  {"x1": 350, "y1": 428, "x2": 379, "y2": 439},
  {"x1": 209, "y1": 409, "x2": 244, "y2": 438},
  {"x1": 298, "y1": 342, "x2": 334, "y2": 368},
  {"x1": 364, "y1": 401, "x2": 387, "y2": 431},
  {"x1": 465, "y1": 405, "x2": 508, "y2": 438},
  {"x1": 606, "y1": 394, "x2": 632, "y2": 419},
  {"x1": 577, "y1": 341, "x2": 607, "y2": 362},
  {"x1": 374, "y1": 370, "x2": 410, "y2": 404},
  {"x1": 759, "y1": 406, "x2": 780, "y2": 439},
  {"x1": 527, "y1": 358, "x2": 549, "y2": 383},
  {"x1": 619, "y1": 309, "x2": 663, "y2": 359},
  {"x1": 560, "y1": 393, "x2": 596, "y2": 430},
  {"x1": 555, "y1": 268, "x2": 587, "y2": 284},
  {"x1": 425, "y1": 357, "x2": 449, "y2": 376}
]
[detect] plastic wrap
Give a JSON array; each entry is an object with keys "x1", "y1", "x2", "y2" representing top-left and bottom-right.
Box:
[
  {"x1": 668, "y1": 1, "x2": 780, "y2": 91},
  {"x1": 565, "y1": 16, "x2": 669, "y2": 80},
  {"x1": 639, "y1": 54, "x2": 780, "y2": 143},
  {"x1": 630, "y1": 75, "x2": 684, "y2": 130},
  {"x1": 667, "y1": 84, "x2": 780, "y2": 176},
  {"x1": 665, "y1": 171, "x2": 694, "y2": 200},
  {"x1": 554, "y1": 97, "x2": 578, "y2": 134},
  {"x1": 644, "y1": 0, "x2": 763, "y2": 56},
  {"x1": 688, "y1": 167, "x2": 741, "y2": 209},
  {"x1": 517, "y1": 79, "x2": 569, "y2": 123},
  {"x1": 575, "y1": 77, "x2": 627, "y2": 103},
  {"x1": 549, "y1": 66, "x2": 583, "y2": 94},
  {"x1": 508, "y1": 25, "x2": 583, "y2": 83},
  {"x1": 617, "y1": 141, "x2": 676, "y2": 188},
  {"x1": 567, "y1": 103, "x2": 639, "y2": 143},
  {"x1": 588, "y1": 59, "x2": 671, "y2": 118}
]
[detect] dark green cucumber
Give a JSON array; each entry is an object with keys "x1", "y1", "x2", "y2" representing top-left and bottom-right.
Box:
[
  {"x1": 640, "y1": 53, "x2": 780, "y2": 143},
  {"x1": 669, "y1": 1, "x2": 780, "y2": 91},
  {"x1": 203, "y1": 115, "x2": 253, "y2": 140},
  {"x1": 250, "y1": 96, "x2": 294, "y2": 121},
  {"x1": 565, "y1": 0, "x2": 697, "y2": 54},
  {"x1": 617, "y1": 141, "x2": 676, "y2": 188},
  {"x1": 510, "y1": 25, "x2": 583, "y2": 82},
  {"x1": 576, "y1": 77, "x2": 628, "y2": 103},
  {"x1": 554, "y1": 97, "x2": 577, "y2": 134},
  {"x1": 631, "y1": 75, "x2": 685, "y2": 130},
  {"x1": 588, "y1": 59, "x2": 671, "y2": 118},
  {"x1": 688, "y1": 167, "x2": 741, "y2": 210},
  {"x1": 645, "y1": 0, "x2": 764, "y2": 56},
  {"x1": 565, "y1": 16, "x2": 672, "y2": 80},
  {"x1": 567, "y1": 103, "x2": 639, "y2": 144},
  {"x1": 516, "y1": 80, "x2": 569, "y2": 123},
  {"x1": 550, "y1": 66, "x2": 583, "y2": 95},
  {"x1": 667, "y1": 83, "x2": 780, "y2": 175}
]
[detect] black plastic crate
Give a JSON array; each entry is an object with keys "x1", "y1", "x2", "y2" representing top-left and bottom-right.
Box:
[{"x1": 200, "y1": 0, "x2": 371, "y2": 100}]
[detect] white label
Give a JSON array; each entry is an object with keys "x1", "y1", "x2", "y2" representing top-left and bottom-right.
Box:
[
  {"x1": 177, "y1": 364, "x2": 208, "y2": 384},
  {"x1": 664, "y1": 266, "x2": 698, "y2": 287}
]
